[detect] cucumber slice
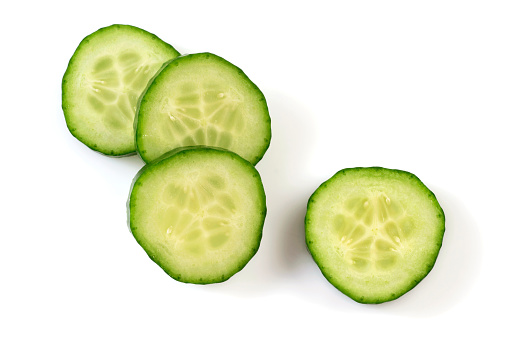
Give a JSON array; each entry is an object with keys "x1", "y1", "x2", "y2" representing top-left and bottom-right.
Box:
[
  {"x1": 305, "y1": 167, "x2": 445, "y2": 304},
  {"x1": 135, "y1": 53, "x2": 271, "y2": 164},
  {"x1": 128, "y1": 147, "x2": 266, "y2": 283},
  {"x1": 62, "y1": 24, "x2": 180, "y2": 156}
]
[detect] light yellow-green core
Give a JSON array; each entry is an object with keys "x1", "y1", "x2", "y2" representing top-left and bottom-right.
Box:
[
  {"x1": 155, "y1": 171, "x2": 237, "y2": 256},
  {"x1": 86, "y1": 51, "x2": 159, "y2": 130},
  {"x1": 332, "y1": 192, "x2": 415, "y2": 272},
  {"x1": 156, "y1": 82, "x2": 245, "y2": 149}
]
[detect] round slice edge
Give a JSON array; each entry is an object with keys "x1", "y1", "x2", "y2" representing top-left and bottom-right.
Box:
[
  {"x1": 128, "y1": 146, "x2": 266, "y2": 283},
  {"x1": 62, "y1": 24, "x2": 180, "y2": 156},
  {"x1": 305, "y1": 167, "x2": 445, "y2": 304},
  {"x1": 135, "y1": 52, "x2": 271, "y2": 164}
]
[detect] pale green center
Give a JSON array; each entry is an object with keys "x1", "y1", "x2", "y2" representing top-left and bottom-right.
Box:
[
  {"x1": 86, "y1": 51, "x2": 158, "y2": 130},
  {"x1": 156, "y1": 171, "x2": 237, "y2": 256},
  {"x1": 158, "y1": 82, "x2": 245, "y2": 148},
  {"x1": 332, "y1": 193, "x2": 415, "y2": 272}
]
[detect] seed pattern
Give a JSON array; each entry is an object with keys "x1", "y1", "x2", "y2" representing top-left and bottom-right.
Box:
[
  {"x1": 333, "y1": 194, "x2": 414, "y2": 272},
  {"x1": 157, "y1": 173, "x2": 236, "y2": 255},
  {"x1": 87, "y1": 51, "x2": 157, "y2": 130},
  {"x1": 160, "y1": 82, "x2": 245, "y2": 148}
]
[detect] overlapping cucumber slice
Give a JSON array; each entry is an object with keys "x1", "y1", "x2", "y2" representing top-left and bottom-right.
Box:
[
  {"x1": 128, "y1": 147, "x2": 266, "y2": 283},
  {"x1": 135, "y1": 53, "x2": 271, "y2": 164},
  {"x1": 62, "y1": 24, "x2": 180, "y2": 156},
  {"x1": 305, "y1": 167, "x2": 445, "y2": 303}
]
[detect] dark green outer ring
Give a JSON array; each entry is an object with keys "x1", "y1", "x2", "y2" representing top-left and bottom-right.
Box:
[
  {"x1": 305, "y1": 167, "x2": 445, "y2": 304},
  {"x1": 62, "y1": 24, "x2": 180, "y2": 157},
  {"x1": 127, "y1": 146, "x2": 267, "y2": 284},
  {"x1": 134, "y1": 52, "x2": 271, "y2": 165}
]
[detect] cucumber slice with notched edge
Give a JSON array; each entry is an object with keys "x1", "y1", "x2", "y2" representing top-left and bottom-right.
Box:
[
  {"x1": 128, "y1": 147, "x2": 266, "y2": 283},
  {"x1": 62, "y1": 24, "x2": 180, "y2": 156},
  {"x1": 305, "y1": 167, "x2": 445, "y2": 304},
  {"x1": 135, "y1": 53, "x2": 271, "y2": 165}
]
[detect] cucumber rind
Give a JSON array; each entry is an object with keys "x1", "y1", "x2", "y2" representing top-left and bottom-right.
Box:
[
  {"x1": 134, "y1": 52, "x2": 271, "y2": 165},
  {"x1": 305, "y1": 167, "x2": 445, "y2": 304},
  {"x1": 128, "y1": 146, "x2": 267, "y2": 284},
  {"x1": 62, "y1": 24, "x2": 180, "y2": 156}
]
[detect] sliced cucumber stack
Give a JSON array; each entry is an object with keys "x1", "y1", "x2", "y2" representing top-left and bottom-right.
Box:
[
  {"x1": 135, "y1": 53, "x2": 271, "y2": 164},
  {"x1": 305, "y1": 167, "x2": 445, "y2": 303},
  {"x1": 128, "y1": 147, "x2": 266, "y2": 283},
  {"x1": 62, "y1": 24, "x2": 180, "y2": 156}
]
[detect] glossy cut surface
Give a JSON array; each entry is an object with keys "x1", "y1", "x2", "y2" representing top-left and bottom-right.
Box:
[
  {"x1": 62, "y1": 24, "x2": 180, "y2": 155},
  {"x1": 306, "y1": 167, "x2": 445, "y2": 303},
  {"x1": 135, "y1": 53, "x2": 271, "y2": 164},
  {"x1": 129, "y1": 147, "x2": 266, "y2": 283}
]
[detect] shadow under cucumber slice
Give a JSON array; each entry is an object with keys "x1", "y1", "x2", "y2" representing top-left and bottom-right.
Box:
[
  {"x1": 128, "y1": 146, "x2": 266, "y2": 284},
  {"x1": 305, "y1": 167, "x2": 445, "y2": 304},
  {"x1": 135, "y1": 53, "x2": 271, "y2": 164},
  {"x1": 62, "y1": 24, "x2": 180, "y2": 156}
]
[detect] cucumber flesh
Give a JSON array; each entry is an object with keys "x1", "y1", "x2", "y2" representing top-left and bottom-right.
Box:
[
  {"x1": 305, "y1": 167, "x2": 445, "y2": 304},
  {"x1": 128, "y1": 147, "x2": 266, "y2": 283},
  {"x1": 62, "y1": 24, "x2": 180, "y2": 156},
  {"x1": 135, "y1": 53, "x2": 271, "y2": 164}
]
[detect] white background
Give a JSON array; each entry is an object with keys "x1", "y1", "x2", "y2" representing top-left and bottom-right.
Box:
[{"x1": 1, "y1": 0, "x2": 507, "y2": 336}]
